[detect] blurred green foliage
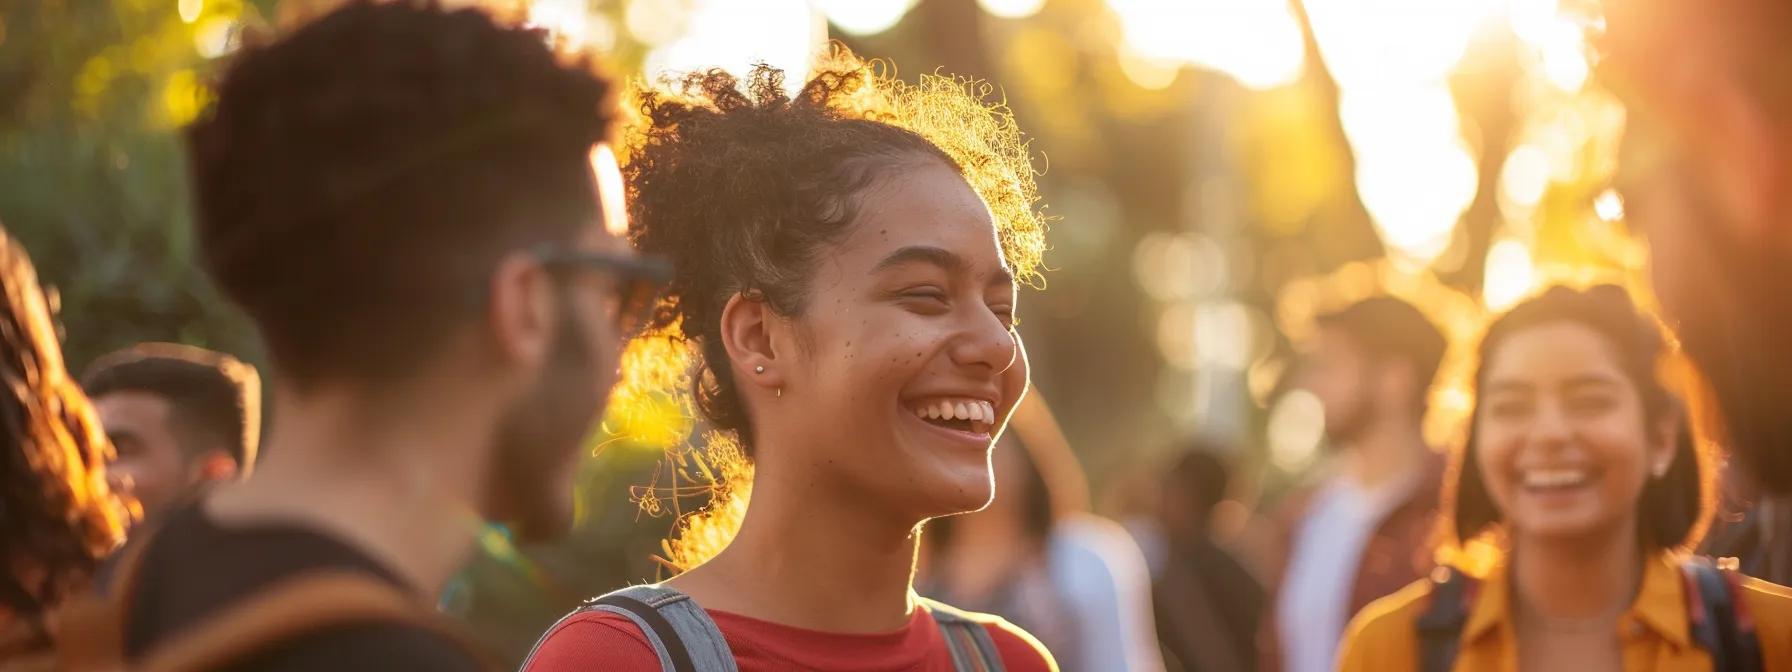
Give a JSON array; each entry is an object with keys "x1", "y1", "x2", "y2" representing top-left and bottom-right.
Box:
[{"x1": 0, "y1": 0, "x2": 268, "y2": 369}]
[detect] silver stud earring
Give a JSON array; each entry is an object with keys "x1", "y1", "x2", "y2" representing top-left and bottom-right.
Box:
[
  {"x1": 755, "y1": 365, "x2": 765, "y2": 374},
  {"x1": 1653, "y1": 462, "x2": 1669, "y2": 478}
]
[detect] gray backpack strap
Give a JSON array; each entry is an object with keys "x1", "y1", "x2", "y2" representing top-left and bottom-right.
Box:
[
  {"x1": 520, "y1": 585, "x2": 736, "y2": 672},
  {"x1": 922, "y1": 599, "x2": 1006, "y2": 672}
]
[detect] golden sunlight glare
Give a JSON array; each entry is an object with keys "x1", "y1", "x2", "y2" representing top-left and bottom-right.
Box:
[
  {"x1": 529, "y1": 0, "x2": 593, "y2": 48},
  {"x1": 813, "y1": 0, "x2": 916, "y2": 36},
  {"x1": 1482, "y1": 237, "x2": 1536, "y2": 311},
  {"x1": 1108, "y1": 0, "x2": 1307, "y2": 91},
  {"x1": 645, "y1": 0, "x2": 824, "y2": 95},
  {"x1": 1593, "y1": 188, "x2": 1624, "y2": 222},
  {"x1": 1341, "y1": 85, "x2": 1478, "y2": 265},
  {"x1": 979, "y1": 0, "x2": 1048, "y2": 20},
  {"x1": 591, "y1": 144, "x2": 629, "y2": 237}
]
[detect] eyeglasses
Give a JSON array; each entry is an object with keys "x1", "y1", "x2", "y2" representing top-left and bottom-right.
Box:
[{"x1": 534, "y1": 246, "x2": 674, "y2": 339}]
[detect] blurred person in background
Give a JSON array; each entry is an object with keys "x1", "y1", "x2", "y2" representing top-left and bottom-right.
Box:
[
  {"x1": 1103, "y1": 461, "x2": 1170, "y2": 581},
  {"x1": 1606, "y1": 0, "x2": 1792, "y2": 582},
  {"x1": 1339, "y1": 285, "x2": 1792, "y2": 671},
  {"x1": 82, "y1": 343, "x2": 260, "y2": 521},
  {"x1": 108, "y1": 1, "x2": 666, "y2": 668},
  {"x1": 1264, "y1": 296, "x2": 1447, "y2": 672},
  {"x1": 922, "y1": 395, "x2": 1166, "y2": 672},
  {"x1": 1152, "y1": 446, "x2": 1263, "y2": 672},
  {"x1": 0, "y1": 224, "x2": 131, "y2": 661},
  {"x1": 522, "y1": 56, "x2": 1056, "y2": 671}
]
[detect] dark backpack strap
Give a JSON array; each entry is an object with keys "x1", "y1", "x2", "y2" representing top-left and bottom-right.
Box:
[
  {"x1": 1414, "y1": 567, "x2": 1474, "y2": 672},
  {"x1": 591, "y1": 593, "x2": 697, "y2": 672},
  {"x1": 134, "y1": 569, "x2": 491, "y2": 672},
  {"x1": 921, "y1": 599, "x2": 1006, "y2": 672},
  {"x1": 1683, "y1": 561, "x2": 1763, "y2": 672},
  {"x1": 522, "y1": 585, "x2": 735, "y2": 672}
]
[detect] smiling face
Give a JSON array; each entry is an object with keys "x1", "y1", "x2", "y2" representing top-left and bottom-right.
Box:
[
  {"x1": 762, "y1": 159, "x2": 1028, "y2": 523},
  {"x1": 1473, "y1": 321, "x2": 1674, "y2": 544}
]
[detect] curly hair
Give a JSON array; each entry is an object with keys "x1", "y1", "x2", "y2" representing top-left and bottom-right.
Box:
[
  {"x1": 1448, "y1": 285, "x2": 1710, "y2": 551},
  {"x1": 626, "y1": 50, "x2": 1047, "y2": 453},
  {"x1": 0, "y1": 225, "x2": 129, "y2": 623},
  {"x1": 187, "y1": 0, "x2": 619, "y2": 387}
]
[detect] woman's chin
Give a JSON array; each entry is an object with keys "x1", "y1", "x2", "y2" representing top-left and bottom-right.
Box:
[{"x1": 915, "y1": 472, "x2": 995, "y2": 519}]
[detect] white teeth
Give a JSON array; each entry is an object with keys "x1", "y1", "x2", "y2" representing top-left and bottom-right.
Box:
[
  {"x1": 912, "y1": 398, "x2": 1001, "y2": 426},
  {"x1": 1524, "y1": 468, "x2": 1589, "y2": 488}
]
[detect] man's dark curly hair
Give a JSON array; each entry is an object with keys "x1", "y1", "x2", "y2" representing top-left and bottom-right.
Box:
[
  {"x1": 626, "y1": 54, "x2": 1047, "y2": 455},
  {"x1": 187, "y1": 0, "x2": 618, "y2": 387},
  {"x1": 0, "y1": 224, "x2": 128, "y2": 625}
]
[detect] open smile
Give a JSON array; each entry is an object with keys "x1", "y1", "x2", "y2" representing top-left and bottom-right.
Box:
[{"x1": 903, "y1": 397, "x2": 998, "y2": 446}]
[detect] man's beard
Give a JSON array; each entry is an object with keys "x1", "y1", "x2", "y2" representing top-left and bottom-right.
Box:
[{"x1": 486, "y1": 301, "x2": 605, "y2": 543}]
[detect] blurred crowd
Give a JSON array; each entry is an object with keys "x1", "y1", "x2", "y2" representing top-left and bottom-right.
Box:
[{"x1": 6, "y1": 0, "x2": 1792, "y2": 670}]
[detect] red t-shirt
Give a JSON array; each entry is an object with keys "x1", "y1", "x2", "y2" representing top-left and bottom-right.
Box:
[{"x1": 524, "y1": 604, "x2": 1057, "y2": 671}]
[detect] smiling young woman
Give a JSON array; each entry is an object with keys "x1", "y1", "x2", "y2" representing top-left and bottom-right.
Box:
[
  {"x1": 521, "y1": 53, "x2": 1054, "y2": 671},
  {"x1": 1337, "y1": 285, "x2": 1792, "y2": 672}
]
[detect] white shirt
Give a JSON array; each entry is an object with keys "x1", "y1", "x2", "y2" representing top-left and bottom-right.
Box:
[
  {"x1": 1275, "y1": 473, "x2": 1414, "y2": 672},
  {"x1": 1047, "y1": 515, "x2": 1167, "y2": 672}
]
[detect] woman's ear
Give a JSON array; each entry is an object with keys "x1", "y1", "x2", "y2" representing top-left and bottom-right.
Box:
[
  {"x1": 1650, "y1": 412, "x2": 1682, "y2": 478},
  {"x1": 719, "y1": 292, "x2": 785, "y2": 394}
]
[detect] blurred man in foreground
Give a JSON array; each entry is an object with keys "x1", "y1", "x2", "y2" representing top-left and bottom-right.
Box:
[
  {"x1": 1265, "y1": 297, "x2": 1447, "y2": 672},
  {"x1": 1605, "y1": 0, "x2": 1792, "y2": 581},
  {"x1": 84, "y1": 343, "x2": 260, "y2": 520},
  {"x1": 102, "y1": 1, "x2": 668, "y2": 668}
]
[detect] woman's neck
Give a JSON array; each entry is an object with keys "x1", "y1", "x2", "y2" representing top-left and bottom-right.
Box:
[
  {"x1": 930, "y1": 511, "x2": 1036, "y2": 602},
  {"x1": 669, "y1": 462, "x2": 924, "y2": 633},
  {"x1": 1510, "y1": 520, "x2": 1644, "y2": 621}
]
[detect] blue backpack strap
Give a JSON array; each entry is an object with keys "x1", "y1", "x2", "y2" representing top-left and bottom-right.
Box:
[
  {"x1": 520, "y1": 585, "x2": 736, "y2": 672},
  {"x1": 1414, "y1": 566, "x2": 1475, "y2": 672},
  {"x1": 1683, "y1": 560, "x2": 1763, "y2": 672},
  {"x1": 920, "y1": 598, "x2": 1006, "y2": 672}
]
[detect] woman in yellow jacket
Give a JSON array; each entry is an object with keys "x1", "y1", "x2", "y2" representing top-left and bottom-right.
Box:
[{"x1": 1337, "y1": 285, "x2": 1792, "y2": 672}]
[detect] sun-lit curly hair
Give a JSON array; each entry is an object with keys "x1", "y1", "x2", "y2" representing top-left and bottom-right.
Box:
[
  {"x1": 0, "y1": 225, "x2": 130, "y2": 625},
  {"x1": 618, "y1": 48, "x2": 1048, "y2": 571}
]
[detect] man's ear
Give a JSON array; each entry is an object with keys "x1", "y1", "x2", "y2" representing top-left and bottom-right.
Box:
[
  {"x1": 191, "y1": 450, "x2": 240, "y2": 483},
  {"x1": 487, "y1": 252, "x2": 558, "y2": 369}
]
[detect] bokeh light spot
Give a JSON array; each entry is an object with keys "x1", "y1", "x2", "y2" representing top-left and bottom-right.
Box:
[
  {"x1": 814, "y1": 0, "x2": 916, "y2": 35},
  {"x1": 1268, "y1": 390, "x2": 1326, "y2": 471}
]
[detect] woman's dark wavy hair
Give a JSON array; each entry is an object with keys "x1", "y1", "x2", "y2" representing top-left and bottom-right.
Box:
[
  {"x1": 626, "y1": 52, "x2": 1046, "y2": 454},
  {"x1": 1448, "y1": 284, "x2": 1709, "y2": 551},
  {"x1": 0, "y1": 226, "x2": 129, "y2": 623}
]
